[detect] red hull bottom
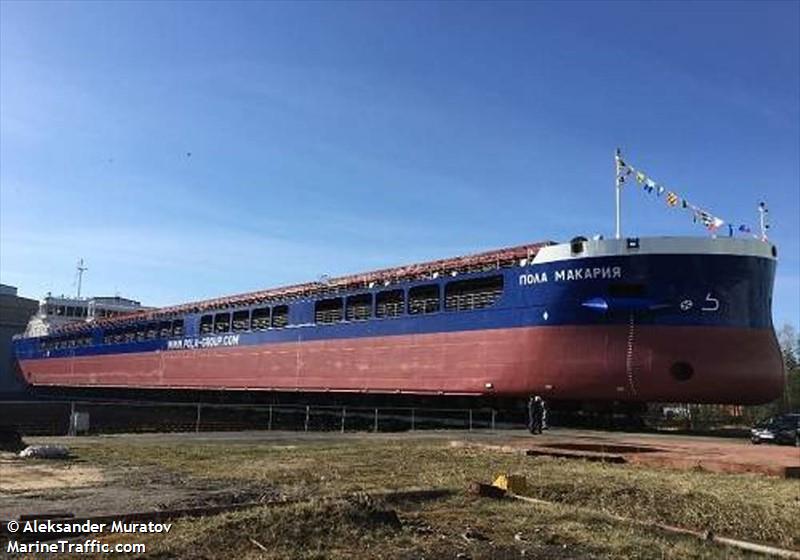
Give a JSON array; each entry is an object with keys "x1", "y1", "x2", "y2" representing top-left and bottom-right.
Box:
[{"x1": 18, "y1": 325, "x2": 784, "y2": 405}]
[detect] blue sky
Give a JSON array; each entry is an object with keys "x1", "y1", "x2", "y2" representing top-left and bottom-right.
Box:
[{"x1": 1, "y1": 1, "x2": 798, "y2": 329}]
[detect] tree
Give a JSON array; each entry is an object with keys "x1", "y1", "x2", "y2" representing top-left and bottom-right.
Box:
[{"x1": 776, "y1": 324, "x2": 799, "y2": 412}]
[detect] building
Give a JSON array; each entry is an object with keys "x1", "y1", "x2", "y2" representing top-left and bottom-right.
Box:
[{"x1": 0, "y1": 284, "x2": 38, "y2": 397}]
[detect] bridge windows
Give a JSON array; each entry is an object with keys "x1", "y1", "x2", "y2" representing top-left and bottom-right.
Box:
[
  {"x1": 346, "y1": 294, "x2": 372, "y2": 321},
  {"x1": 445, "y1": 275, "x2": 503, "y2": 311},
  {"x1": 376, "y1": 289, "x2": 404, "y2": 318},
  {"x1": 251, "y1": 307, "x2": 271, "y2": 330},
  {"x1": 232, "y1": 310, "x2": 250, "y2": 332},
  {"x1": 409, "y1": 285, "x2": 440, "y2": 315},
  {"x1": 315, "y1": 298, "x2": 344, "y2": 324},
  {"x1": 63, "y1": 306, "x2": 88, "y2": 318},
  {"x1": 214, "y1": 312, "x2": 231, "y2": 333}
]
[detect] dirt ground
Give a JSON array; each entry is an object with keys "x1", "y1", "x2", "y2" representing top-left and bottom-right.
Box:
[
  {"x1": 0, "y1": 457, "x2": 282, "y2": 521},
  {"x1": 2, "y1": 429, "x2": 798, "y2": 559},
  {"x1": 465, "y1": 428, "x2": 800, "y2": 477},
  {"x1": 0, "y1": 452, "x2": 104, "y2": 493}
]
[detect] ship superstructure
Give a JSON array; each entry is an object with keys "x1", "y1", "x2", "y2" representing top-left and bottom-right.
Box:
[{"x1": 24, "y1": 294, "x2": 146, "y2": 337}]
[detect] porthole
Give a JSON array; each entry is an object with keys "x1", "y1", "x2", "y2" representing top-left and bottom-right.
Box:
[{"x1": 670, "y1": 361, "x2": 694, "y2": 382}]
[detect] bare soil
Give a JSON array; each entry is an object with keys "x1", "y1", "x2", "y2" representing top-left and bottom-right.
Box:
[
  {"x1": 0, "y1": 454, "x2": 104, "y2": 493},
  {"x1": 2, "y1": 430, "x2": 798, "y2": 559}
]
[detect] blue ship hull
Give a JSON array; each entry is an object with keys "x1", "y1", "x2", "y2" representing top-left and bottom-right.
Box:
[{"x1": 13, "y1": 237, "x2": 784, "y2": 404}]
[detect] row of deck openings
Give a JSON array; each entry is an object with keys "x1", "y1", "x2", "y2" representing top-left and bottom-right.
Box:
[
  {"x1": 200, "y1": 276, "x2": 503, "y2": 332},
  {"x1": 40, "y1": 276, "x2": 503, "y2": 349},
  {"x1": 40, "y1": 319, "x2": 187, "y2": 350}
]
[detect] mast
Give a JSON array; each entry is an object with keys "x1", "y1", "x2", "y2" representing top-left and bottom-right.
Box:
[
  {"x1": 758, "y1": 202, "x2": 769, "y2": 241},
  {"x1": 76, "y1": 258, "x2": 88, "y2": 298},
  {"x1": 614, "y1": 148, "x2": 623, "y2": 239}
]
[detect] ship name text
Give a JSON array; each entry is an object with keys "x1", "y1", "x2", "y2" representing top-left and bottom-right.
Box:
[
  {"x1": 519, "y1": 266, "x2": 622, "y2": 286},
  {"x1": 167, "y1": 335, "x2": 240, "y2": 350}
]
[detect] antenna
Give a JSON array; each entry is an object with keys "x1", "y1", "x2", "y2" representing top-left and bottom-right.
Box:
[
  {"x1": 758, "y1": 202, "x2": 769, "y2": 241},
  {"x1": 614, "y1": 148, "x2": 623, "y2": 239},
  {"x1": 76, "y1": 258, "x2": 88, "y2": 298}
]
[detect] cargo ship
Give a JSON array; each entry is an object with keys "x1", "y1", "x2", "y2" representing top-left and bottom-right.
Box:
[{"x1": 11, "y1": 235, "x2": 784, "y2": 405}]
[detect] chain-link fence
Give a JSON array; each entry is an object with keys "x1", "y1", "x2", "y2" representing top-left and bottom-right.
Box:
[
  {"x1": 0, "y1": 400, "x2": 532, "y2": 436},
  {"x1": 1, "y1": 399, "x2": 778, "y2": 438}
]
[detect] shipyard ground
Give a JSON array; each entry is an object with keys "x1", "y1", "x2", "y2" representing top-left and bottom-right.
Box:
[{"x1": 1, "y1": 430, "x2": 799, "y2": 559}]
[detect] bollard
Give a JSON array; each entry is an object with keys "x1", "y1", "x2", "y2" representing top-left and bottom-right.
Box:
[
  {"x1": 374, "y1": 408, "x2": 379, "y2": 433},
  {"x1": 304, "y1": 405, "x2": 310, "y2": 432},
  {"x1": 469, "y1": 409, "x2": 473, "y2": 431},
  {"x1": 268, "y1": 405, "x2": 273, "y2": 431},
  {"x1": 341, "y1": 407, "x2": 346, "y2": 433},
  {"x1": 491, "y1": 409, "x2": 496, "y2": 431},
  {"x1": 411, "y1": 408, "x2": 415, "y2": 432}
]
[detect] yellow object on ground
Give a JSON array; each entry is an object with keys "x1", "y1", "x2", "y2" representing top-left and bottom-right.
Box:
[{"x1": 492, "y1": 473, "x2": 527, "y2": 494}]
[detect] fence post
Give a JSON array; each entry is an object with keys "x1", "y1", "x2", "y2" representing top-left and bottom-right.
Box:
[
  {"x1": 374, "y1": 408, "x2": 379, "y2": 433},
  {"x1": 411, "y1": 408, "x2": 415, "y2": 432},
  {"x1": 195, "y1": 403, "x2": 202, "y2": 433},
  {"x1": 491, "y1": 409, "x2": 496, "y2": 431},
  {"x1": 68, "y1": 402, "x2": 76, "y2": 436},
  {"x1": 304, "y1": 405, "x2": 310, "y2": 432},
  {"x1": 469, "y1": 409, "x2": 473, "y2": 432},
  {"x1": 268, "y1": 405, "x2": 273, "y2": 431},
  {"x1": 341, "y1": 407, "x2": 346, "y2": 433}
]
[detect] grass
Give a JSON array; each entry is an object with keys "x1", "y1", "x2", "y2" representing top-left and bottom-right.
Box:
[
  {"x1": 97, "y1": 494, "x2": 762, "y2": 560},
  {"x1": 10, "y1": 434, "x2": 800, "y2": 558}
]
